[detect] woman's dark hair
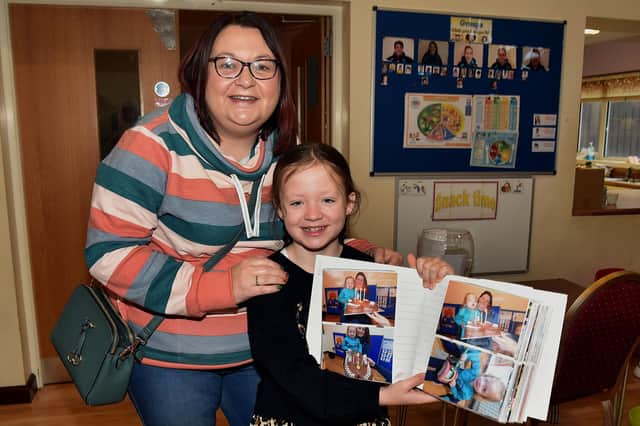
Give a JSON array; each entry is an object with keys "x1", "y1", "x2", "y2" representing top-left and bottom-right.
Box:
[
  {"x1": 178, "y1": 12, "x2": 297, "y2": 155},
  {"x1": 356, "y1": 326, "x2": 370, "y2": 343},
  {"x1": 355, "y1": 272, "x2": 368, "y2": 287},
  {"x1": 271, "y1": 143, "x2": 360, "y2": 246},
  {"x1": 428, "y1": 41, "x2": 438, "y2": 53},
  {"x1": 479, "y1": 291, "x2": 493, "y2": 309}
]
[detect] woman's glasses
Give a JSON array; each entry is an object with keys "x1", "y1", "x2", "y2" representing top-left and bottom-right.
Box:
[{"x1": 209, "y1": 56, "x2": 280, "y2": 80}]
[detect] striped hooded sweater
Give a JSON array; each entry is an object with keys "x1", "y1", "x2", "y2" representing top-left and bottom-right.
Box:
[{"x1": 85, "y1": 93, "x2": 288, "y2": 369}]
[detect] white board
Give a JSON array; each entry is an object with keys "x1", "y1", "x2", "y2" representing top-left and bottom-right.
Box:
[{"x1": 394, "y1": 178, "x2": 533, "y2": 274}]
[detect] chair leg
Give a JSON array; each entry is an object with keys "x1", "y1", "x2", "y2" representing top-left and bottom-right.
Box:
[
  {"x1": 602, "y1": 359, "x2": 632, "y2": 426},
  {"x1": 396, "y1": 404, "x2": 408, "y2": 426},
  {"x1": 452, "y1": 407, "x2": 468, "y2": 426},
  {"x1": 547, "y1": 403, "x2": 560, "y2": 424},
  {"x1": 602, "y1": 399, "x2": 615, "y2": 426},
  {"x1": 441, "y1": 402, "x2": 447, "y2": 426}
]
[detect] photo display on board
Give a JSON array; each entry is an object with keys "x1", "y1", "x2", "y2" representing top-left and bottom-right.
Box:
[{"x1": 372, "y1": 9, "x2": 564, "y2": 174}]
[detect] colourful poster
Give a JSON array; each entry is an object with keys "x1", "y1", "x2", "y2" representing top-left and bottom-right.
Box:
[
  {"x1": 473, "y1": 95, "x2": 520, "y2": 132},
  {"x1": 404, "y1": 93, "x2": 473, "y2": 148},
  {"x1": 450, "y1": 16, "x2": 493, "y2": 44},
  {"x1": 470, "y1": 131, "x2": 518, "y2": 168}
]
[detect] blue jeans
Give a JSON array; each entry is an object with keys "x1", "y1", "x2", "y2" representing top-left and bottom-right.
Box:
[{"x1": 128, "y1": 362, "x2": 260, "y2": 426}]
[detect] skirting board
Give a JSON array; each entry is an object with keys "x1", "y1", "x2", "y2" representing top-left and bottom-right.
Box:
[{"x1": 0, "y1": 373, "x2": 37, "y2": 405}]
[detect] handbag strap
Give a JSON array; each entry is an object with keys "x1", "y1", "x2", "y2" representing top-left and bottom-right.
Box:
[{"x1": 135, "y1": 177, "x2": 263, "y2": 350}]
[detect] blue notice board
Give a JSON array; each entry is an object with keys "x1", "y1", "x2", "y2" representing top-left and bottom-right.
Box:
[{"x1": 371, "y1": 9, "x2": 564, "y2": 175}]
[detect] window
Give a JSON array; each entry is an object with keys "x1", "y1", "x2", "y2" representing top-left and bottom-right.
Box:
[
  {"x1": 94, "y1": 50, "x2": 141, "y2": 160},
  {"x1": 578, "y1": 101, "x2": 602, "y2": 152},
  {"x1": 579, "y1": 72, "x2": 640, "y2": 160},
  {"x1": 578, "y1": 98, "x2": 640, "y2": 159},
  {"x1": 606, "y1": 99, "x2": 640, "y2": 157}
]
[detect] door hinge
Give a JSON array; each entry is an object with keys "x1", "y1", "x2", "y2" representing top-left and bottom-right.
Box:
[{"x1": 323, "y1": 36, "x2": 332, "y2": 57}]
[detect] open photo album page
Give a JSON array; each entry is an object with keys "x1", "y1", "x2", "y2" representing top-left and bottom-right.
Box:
[{"x1": 307, "y1": 255, "x2": 567, "y2": 423}]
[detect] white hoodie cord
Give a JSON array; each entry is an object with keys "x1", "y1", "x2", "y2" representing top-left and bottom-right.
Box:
[{"x1": 230, "y1": 174, "x2": 265, "y2": 239}]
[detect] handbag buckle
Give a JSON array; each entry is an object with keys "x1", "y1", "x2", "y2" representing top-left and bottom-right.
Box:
[
  {"x1": 119, "y1": 337, "x2": 144, "y2": 359},
  {"x1": 67, "y1": 353, "x2": 82, "y2": 366},
  {"x1": 65, "y1": 318, "x2": 95, "y2": 367}
]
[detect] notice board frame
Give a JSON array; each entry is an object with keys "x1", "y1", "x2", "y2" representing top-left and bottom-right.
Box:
[{"x1": 370, "y1": 8, "x2": 565, "y2": 175}]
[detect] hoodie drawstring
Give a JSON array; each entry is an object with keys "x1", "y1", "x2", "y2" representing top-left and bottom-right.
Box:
[{"x1": 230, "y1": 174, "x2": 266, "y2": 239}]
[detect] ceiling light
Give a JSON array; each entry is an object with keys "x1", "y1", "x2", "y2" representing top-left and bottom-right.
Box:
[{"x1": 584, "y1": 28, "x2": 601, "y2": 35}]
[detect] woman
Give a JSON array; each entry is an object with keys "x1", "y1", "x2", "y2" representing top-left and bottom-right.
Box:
[
  {"x1": 420, "y1": 41, "x2": 443, "y2": 67},
  {"x1": 490, "y1": 47, "x2": 512, "y2": 71},
  {"x1": 456, "y1": 45, "x2": 478, "y2": 70},
  {"x1": 471, "y1": 291, "x2": 502, "y2": 351},
  {"x1": 356, "y1": 326, "x2": 372, "y2": 356},
  {"x1": 85, "y1": 12, "x2": 399, "y2": 426},
  {"x1": 478, "y1": 290, "x2": 500, "y2": 324},
  {"x1": 523, "y1": 48, "x2": 547, "y2": 71}
]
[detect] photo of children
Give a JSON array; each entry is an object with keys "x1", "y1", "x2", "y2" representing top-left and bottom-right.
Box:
[
  {"x1": 382, "y1": 37, "x2": 415, "y2": 64},
  {"x1": 417, "y1": 40, "x2": 449, "y2": 76},
  {"x1": 321, "y1": 323, "x2": 395, "y2": 383},
  {"x1": 488, "y1": 45, "x2": 516, "y2": 80},
  {"x1": 423, "y1": 336, "x2": 515, "y2": 411},
  {"x1": 437, "y1": 280, "x2": 530, "y2": 355},
  {"x1": 522, "y1": 47, "x2": 549, "y2": 72},
  {"x1": 453, "y1": 42, "x2": 483, "y2": 77},
  {"x1": 322, "y1": 269, "x2": 397, "y2": 326}
]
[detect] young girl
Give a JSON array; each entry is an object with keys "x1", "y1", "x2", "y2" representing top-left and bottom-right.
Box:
[
  {"x1": 246, "y1": 143, "x2": 453, "y2": 425},
  {"x1": 454, "y1": 292, "x2": 479, "y2": 338},
  {"x1": 338, "y1": 276, "x2": 356, "y2": 322},
  {"x1": 342, "y1": 326, "x2": 363, "y2": 353}
]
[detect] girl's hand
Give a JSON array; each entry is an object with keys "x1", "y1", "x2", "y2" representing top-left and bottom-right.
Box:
[
  {"x1": 379, "y1": 374, "x2": 437, "y2": 406},
  {"x1": 369, "y1": 247, "x2": 403, "y2": 265},
  {"x1": 230, "y1": 257, "x2": 288, "y2": 304},
  {"x1": 407, "y1": 254, "x2": 454, "y2": 290}
]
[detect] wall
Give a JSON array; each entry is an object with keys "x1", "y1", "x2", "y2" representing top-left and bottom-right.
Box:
[
  {"x1": 0, "y1": 0, "x2": 32, "y2": 388},
  {"x1": 347, "y1": 0, "x2": 640, "y2": 288},
  {"x1": 0, "y1": 137, "x2": 26, "y2": 387},
  {"x1": 583, "y1": 35, "x2": 640, "y2": 76}
]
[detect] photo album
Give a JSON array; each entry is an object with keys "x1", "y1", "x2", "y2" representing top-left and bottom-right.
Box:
[{"x1": 306, "y1": 255, "x2": 567, "y2": 424}]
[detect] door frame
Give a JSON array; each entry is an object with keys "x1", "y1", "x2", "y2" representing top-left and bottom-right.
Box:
[{"x1": 0, "y1": 0, "x2": 347, "y2": 387}]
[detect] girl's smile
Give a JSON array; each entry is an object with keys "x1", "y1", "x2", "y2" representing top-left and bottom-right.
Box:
[{"x1": 278, "y1": 163, "x2": 356, "y2": 262}]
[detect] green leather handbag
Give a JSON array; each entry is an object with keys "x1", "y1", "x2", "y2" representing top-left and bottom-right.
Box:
[{"x1": 50, "y1": 284, "x2": 161, "y2": 405}]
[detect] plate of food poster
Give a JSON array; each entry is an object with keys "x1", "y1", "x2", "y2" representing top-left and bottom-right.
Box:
[
  {"x1": 404, "y1": 93, "x2": 473, "y2": 148},
  {"x1": 470, "y1": 130, "x2": 518, "y2": 168}
]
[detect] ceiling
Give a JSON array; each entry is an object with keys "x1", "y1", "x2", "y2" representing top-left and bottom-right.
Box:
[{"x1": 584, "y1": 16, "x2": 640, "y2": 45}]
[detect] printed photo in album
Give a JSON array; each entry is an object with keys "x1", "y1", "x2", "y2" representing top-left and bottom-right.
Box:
[
  {"x1": 423, "y1": 336, "x2": 517, "y2": 417},
  {"x1": 321, "y1": 268, "x2": 397, "y2": 327},
  {"x1": 321, "y1": 323, "x2": 394, "y2": 384},
  {"x1": 320, "y1": 268, "x2": 398, "y2": 384},
  {"x1": 436, "y1": 279, "x2": 531, "y2": 356}
]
